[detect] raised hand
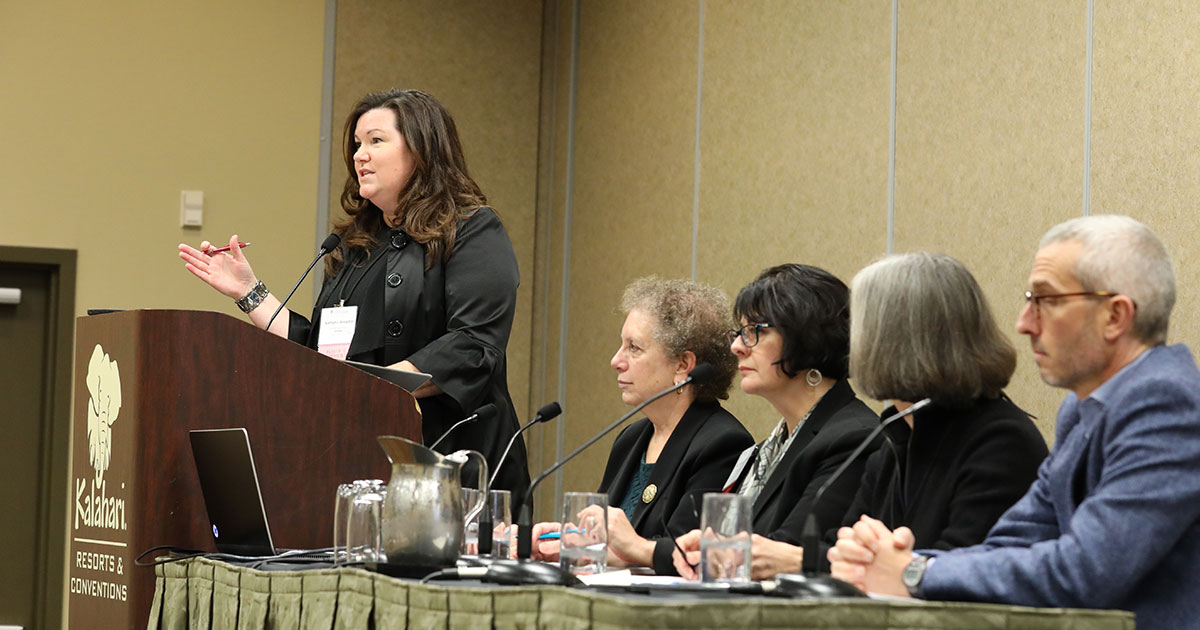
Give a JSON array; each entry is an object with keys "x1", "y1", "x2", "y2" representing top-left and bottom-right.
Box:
[{"x1": 178, "y1": 234, "x2": 258, "y2": 299}]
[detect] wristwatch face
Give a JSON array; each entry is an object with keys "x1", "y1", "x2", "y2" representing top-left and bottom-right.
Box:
[{"x1": 902, "y1": 555, "x2": 927, "y2": 593}]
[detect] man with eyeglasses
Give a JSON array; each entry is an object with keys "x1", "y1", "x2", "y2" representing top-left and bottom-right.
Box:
[{"x1": 829, "y1": 215, "x2": 1200, "y2": 629}]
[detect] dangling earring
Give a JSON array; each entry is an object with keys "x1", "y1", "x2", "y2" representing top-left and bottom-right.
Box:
[
  {"x1": 675, "y1": 380, "x2": 685, "y2": 395},
  {"x1": 805, "y1": 368, "x2": 822, "y2": 387}
]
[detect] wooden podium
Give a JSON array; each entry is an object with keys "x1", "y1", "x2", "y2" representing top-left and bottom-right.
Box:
[{"x1": 65, "y1": 310, "x2": 421, "y2": 630}]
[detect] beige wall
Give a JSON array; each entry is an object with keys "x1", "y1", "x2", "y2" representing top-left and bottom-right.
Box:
[
  {"x1": 531, "y1": 0, "x2": 1200, "y2": 518},
  {"x1": 0, "y1": 0, "x2": 327, "y2": 320}
]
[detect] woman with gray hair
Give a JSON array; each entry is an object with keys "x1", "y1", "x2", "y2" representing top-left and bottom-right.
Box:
[
  {"x1": 837, "y1": 252, "x2": 1048, "y2": 554},
  {"x1": 532, "y1": 277, "x2": 753, "y2": 574}
]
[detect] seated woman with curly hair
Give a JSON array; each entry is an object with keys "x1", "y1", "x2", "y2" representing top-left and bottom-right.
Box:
[{"x1": 534, "y1": 277, "x2": 753, "y2": 575}]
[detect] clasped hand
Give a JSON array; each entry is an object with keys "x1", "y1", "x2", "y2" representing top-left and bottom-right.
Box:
[{"x1": 827, "y1": 515, "x2": 916, "y2": 597}]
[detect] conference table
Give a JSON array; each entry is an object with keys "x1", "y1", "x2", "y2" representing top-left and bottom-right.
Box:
[{"x1": 148, "y1": 557, "x2": 1135, "y2": 630}]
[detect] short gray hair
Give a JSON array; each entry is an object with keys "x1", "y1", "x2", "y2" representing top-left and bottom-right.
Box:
[
  {"x1": 850, "y1": 252, "x2": 1016, "y2": 406},
  {"x1": 621, "y1": 276, "x2": 737, "y2": 401},
  {"x1": 1039, "y1": 215, "x2": 1175, "y2": 345}
]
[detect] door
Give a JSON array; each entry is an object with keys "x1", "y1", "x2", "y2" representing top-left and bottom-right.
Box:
[{"x1": 0, "y1": 247, "x2": 76, "y2": 630}]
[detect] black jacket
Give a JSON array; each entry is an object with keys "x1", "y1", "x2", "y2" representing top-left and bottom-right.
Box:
[
  {"x1": 729, "y1": 379, "x2": 878, "y2": 546},
  {"x1": 597, "y1": 400, "x2": 753, "y2": 575},
  {"x1": 833, "y1": 396, "x2": 1048, "y2": 552},
  {"x1": 288, "y1": 208, "x2": 529, "y2": 498}
]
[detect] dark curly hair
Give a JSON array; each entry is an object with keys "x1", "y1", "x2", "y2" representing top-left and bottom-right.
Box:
[
  {"x1": 326, "y1": 88, "x2": 487, "y2": 276},
  {"x1": 733, "y1": 264, "x2": 851, "y2": 380}
]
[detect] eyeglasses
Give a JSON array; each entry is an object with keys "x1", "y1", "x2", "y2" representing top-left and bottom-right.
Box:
[
  {"x1": 1023, "y1": 290, "x2": 1117, "y2": 317},
  {"x1": 727, "y1": 323, "x2": 774, "y2": 347}
]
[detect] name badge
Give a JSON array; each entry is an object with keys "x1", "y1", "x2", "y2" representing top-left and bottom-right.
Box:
[{"x1": 317, "y1": 305, "x2": 358, "y2": 360}]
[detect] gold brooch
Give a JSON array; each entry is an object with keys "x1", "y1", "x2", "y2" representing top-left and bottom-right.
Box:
[{"x1": 642, "y1": 484, "x2": 657, "y2": 504}]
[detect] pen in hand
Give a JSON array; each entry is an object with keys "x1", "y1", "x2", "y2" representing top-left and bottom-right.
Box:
[{"x1": 204, "y1": 241, "x2": 251, "y2": 255}]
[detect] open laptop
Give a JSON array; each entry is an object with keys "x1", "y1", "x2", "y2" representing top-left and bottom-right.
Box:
[{"x1": 188, "y1": 428, "x2": 277, "y2": 556}]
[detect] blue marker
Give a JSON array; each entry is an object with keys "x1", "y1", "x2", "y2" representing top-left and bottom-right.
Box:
[{"x1": 538, "y1": 527, "x2": 586, "y2": 540}]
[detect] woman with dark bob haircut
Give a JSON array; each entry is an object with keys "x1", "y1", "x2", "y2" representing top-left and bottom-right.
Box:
[
  {"x1": 532, "y1": 277, "x2": 753, "y2": 575},
  {"x1": 828, "y1": 252, "x2": 1047, "y2": 560},
  {"x1": 673, "y1": 264, "x2": 877, "y2": 580},
  {"x1": 180, "y1": 89, "x2": 530, "y2": 496}
]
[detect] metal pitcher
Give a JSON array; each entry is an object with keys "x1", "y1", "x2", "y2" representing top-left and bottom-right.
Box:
[{"x1": 377, "y1": 435, "x2": 488, "y2": 566}]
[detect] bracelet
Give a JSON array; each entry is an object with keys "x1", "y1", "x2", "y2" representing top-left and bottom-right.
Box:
[{"x1": 235, "y1": 281, "x2": 269, "y2": 314}]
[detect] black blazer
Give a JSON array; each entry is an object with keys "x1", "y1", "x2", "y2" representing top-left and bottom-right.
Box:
[
  {"x1": 597, "y1": 400, "x2": 754, "y2": 575},
  {"x1": 729, "y1": 379, "x2": 878, "y2": 546},
  {"x1": 833, "y1": 395, "x2": 1048, "y2": 552},
  {"x1": 287, "y1": 208, "x2": 529, "y2": 498}
]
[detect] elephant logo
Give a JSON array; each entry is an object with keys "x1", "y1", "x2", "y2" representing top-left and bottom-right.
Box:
[{"x1": 86, "y1": 345, "x2": 121, "y2": 485}]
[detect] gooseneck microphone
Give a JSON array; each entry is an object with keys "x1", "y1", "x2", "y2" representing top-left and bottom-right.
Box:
[
  {"x1": 516, "y1": 363, "x2": 717, "y2": 561},
  {"x1": 476, "y1": 402, "x2": 563, "y2": 555},
  {"x1": 429, "y1": 403, "x2": 497, "y2": 450},
  {"x1": 798, "y1": 397, "x2": 933, "y2": 578},
  {"x1": 265, "y1": 233, "x2": 341, "y2": 331}
]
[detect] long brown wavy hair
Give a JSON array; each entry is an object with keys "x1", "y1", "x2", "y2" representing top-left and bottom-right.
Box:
[{"x1": 326, "y1": 89, "x2": 488, "y2": 276}]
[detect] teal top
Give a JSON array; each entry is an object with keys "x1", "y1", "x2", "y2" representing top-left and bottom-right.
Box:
[{"x1": 619, "y1": 455, "x2": 656, "y2": 520}]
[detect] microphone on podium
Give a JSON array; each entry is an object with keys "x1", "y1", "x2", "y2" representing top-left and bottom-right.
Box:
[
  {"x1": 429, "y1": 403, "x2": 497, "y2": 450},
  {"x1": 266, "y1": 233, "x2": 341, "y2": 331},
  {"x1": 476, "y1": 402, "x2": 563, "y2": 555}
]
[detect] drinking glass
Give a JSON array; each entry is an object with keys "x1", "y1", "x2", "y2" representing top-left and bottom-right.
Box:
[
  {"x1": 486, "y1": 489, "x2": 513, "y2": 558},
  {"x1": 346, "y1": 480, "x2": 387, "y2": 563},
  {"x1": 461, "y1": 489, "x2": 513, "y2": 558},
  {"x1": 460, "y1": 488, "x2": 482, "y2": 554},
  {"x1": 559, "y1": 492, "x2": 608, "y2": 575},
  {"x1": 332, "y1": 482, "x2": 359, "y2": 565},
  {"x1": 699, "y1": 493, "x2": 751, "y2": 583}
]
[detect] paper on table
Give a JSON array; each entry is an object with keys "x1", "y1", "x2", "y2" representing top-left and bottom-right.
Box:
[{"x1": 576, "y1": 570, "x2": 696, "y2": 587}]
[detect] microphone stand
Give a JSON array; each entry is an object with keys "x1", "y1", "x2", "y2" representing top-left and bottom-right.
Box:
[
  {"x1": 796, "y1": 398, "x2": 936, "y2": 585},
  {"x1": 516, "y1": 365, "x2": 713, "y2": 561},
  {"x1": 452, "y1": 365, "x2": 711, "y2": 586},
  {"x1": 429, "y1": 404, "x2": 496, "y2": 450},
  {"x1": 266, "y1": 234, "x2": 340, "y2": 331},
  {"x1": 477, "y1": 402, "x2": 562, "y2": 555}
]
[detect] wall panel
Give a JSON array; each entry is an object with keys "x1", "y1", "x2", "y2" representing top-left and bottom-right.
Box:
[
  {"x1": 700, "y1": 0, "x2": 892, "y2": 437},
  {"x1": 1091, "y1": 0, "x2": 1200, "y2": 351},
  {"x1": 555, "y1": 0, "x2": 701, "y2": 497},
  {"x1": 893, "y1": 0, "x2": 1087, "y2": 432}
]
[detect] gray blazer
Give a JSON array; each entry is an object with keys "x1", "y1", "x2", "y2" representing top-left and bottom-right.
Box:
[{"x1": 922, "y1": 344, "x2": 1200, "y2": 629}]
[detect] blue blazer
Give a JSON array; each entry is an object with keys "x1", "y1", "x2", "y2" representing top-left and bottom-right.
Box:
[{"x1": 922, "y1": 344, "x2": 1200, "y2": 629}]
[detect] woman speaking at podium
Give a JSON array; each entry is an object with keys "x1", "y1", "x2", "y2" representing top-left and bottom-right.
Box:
[{"x1": 178, "y1": 89, "x2": 529, "y2": 497}]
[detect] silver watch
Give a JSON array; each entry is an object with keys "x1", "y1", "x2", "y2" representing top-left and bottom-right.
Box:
[
  {"x1": 235, "y1": 281, "x2": 269, "y2": 313},
  {"x1": 902, "y1": 554, "x2": 930, "y2": 598}
]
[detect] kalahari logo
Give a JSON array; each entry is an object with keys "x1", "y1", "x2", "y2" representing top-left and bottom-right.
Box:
[
  {"x1": 75, "y1": 345, "x2": 127, "y2": 531},
  {"x1": 86, "y1": 345, "x2": 121, "y2": 484}
]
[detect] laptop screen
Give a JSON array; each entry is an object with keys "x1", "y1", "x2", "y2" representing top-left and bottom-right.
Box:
[{"x1": 188, "y1": 428, "x2": 276, "y2": 556}]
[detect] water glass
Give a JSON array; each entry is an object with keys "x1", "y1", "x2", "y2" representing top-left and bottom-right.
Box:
[
  {"x1": 460, "y1": 488, "x2": 482, "y2": 554},
  {"x1": 559, "y1": 492, "x2": 608, "y2": 575},
  {"x1": 332, "y1": 482, "x2": 359, "y2": 565},
  {"x1": 346, "y1": 480, "x2": 387, "y2": 563},
  {"x1": 460, "y1": 489, "x2": 513, "y2": 558},
  {"x1": 699, "y1": 492, "x2": 751, "y2": 583},
  {"x1": 486, "y1": 489, "x2": 513, "y2": 558}
]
